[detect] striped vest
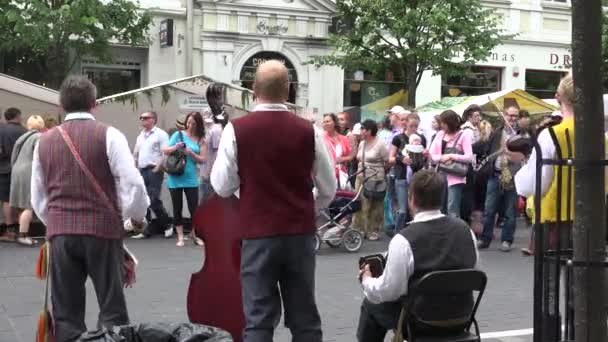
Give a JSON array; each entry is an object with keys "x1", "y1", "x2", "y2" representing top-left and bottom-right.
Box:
[{"x1": 39, "y1": 119, "x2": 122, "y2": 239}]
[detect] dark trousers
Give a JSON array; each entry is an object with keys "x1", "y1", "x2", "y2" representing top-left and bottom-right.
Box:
[
  {"x1": 50, "y1": 235, "x2": 128, "y2": 342},
  {"x1": 140, "y1": 168, "x2": 170, "y2": 234},
  {"x1": 356, "y1": 298, "x2": 402, "y2": 342},
  {"x1": 169, "y1": 187, "x2": 198, "y2": 226},
  {"x1": 240, "y1": 233, "x2": 321, "y2": 342}
]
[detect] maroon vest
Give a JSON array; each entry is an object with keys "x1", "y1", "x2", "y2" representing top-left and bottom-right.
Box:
[
  {"x1": 39, "y1": 119, "x2": 122, "y2": 240},
  {"x1": 232, "y1": 110, "x2": 315, "y2": 239}
]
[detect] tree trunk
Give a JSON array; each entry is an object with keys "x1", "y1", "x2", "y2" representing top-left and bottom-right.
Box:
[
  {"x1": 405, "y1": 65, "x2": 417, "y2": 107},
  {"x1": 571, "y1": 1, "x2": 608, "y2": 342}
]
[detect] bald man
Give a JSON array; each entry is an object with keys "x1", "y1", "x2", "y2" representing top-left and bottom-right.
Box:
[{"x1": 211, "y1": 60, "x2": 336, "y2": 342}]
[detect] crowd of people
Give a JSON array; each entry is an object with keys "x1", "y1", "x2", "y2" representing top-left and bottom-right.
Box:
[{"x1": 319, "y1": 98, "x2": 555, "y2": 253}]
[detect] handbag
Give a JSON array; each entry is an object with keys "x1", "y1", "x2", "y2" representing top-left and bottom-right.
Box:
[
  {"x1": 361, "y1": 141, "x2": 386, "y2": 200},
  {"x1": 163, "y1": 132, "x2": 186, "y2": 175},
  {"x1": 437, "y1": 131, "x2": 469, "y2": 177},
  {"x1": 57, "y1": 126, "x2": 137, "y2": 288}
]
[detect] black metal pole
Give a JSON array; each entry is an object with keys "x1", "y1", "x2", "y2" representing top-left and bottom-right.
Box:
[{"x1": 571, "y1": 1, "x2": 607, "y2": 341}]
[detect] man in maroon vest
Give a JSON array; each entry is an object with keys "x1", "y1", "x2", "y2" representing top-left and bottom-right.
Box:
[
  {"x1": 31, "y1": 76, "x2": 149, "y2": 342},
  {"x1": 211, "y1": 60, "x2": 336, "y2": 342}
]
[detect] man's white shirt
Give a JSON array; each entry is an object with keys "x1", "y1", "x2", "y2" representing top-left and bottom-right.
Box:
[
  {"x1": 134, "y1": 126, "x2": 169, "y2": 169},
  {"x1": 361, "y1": 210, "x2": 479, "y2": 304}
]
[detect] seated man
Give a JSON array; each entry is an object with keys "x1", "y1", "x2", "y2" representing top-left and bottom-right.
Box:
[{"x1": 357, "y1": 170, "x2": 478, "y2": 342}]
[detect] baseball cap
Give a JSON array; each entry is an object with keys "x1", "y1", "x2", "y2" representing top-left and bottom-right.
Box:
[
  {"x1": 387, "y1": 105, "x2": 406, "y2": 114},
  {"x1": 351, "y1": 123, "x2": 362, "y2": 135}
]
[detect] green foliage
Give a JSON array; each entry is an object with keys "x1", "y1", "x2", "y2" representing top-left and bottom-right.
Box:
[
  {"x1": 309, "y1": 0, "x2": 512, "y2": 106},
  {"x1": 0, "y1": 0, "x2": 151, "y2": 88}
]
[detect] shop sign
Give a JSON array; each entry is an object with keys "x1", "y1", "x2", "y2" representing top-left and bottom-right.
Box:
[{"x1": 549, "y1": 53, "x2": 572, "y2": 68}]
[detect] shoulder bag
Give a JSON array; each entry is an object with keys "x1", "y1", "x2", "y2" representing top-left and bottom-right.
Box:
[
  {"x1": 437, "y1": 131, "x2": 469, "y2": 177},
  {"x1": 362, "y1": 141, "x2": 387, "y2": 200},
  {"x1": 163, "y1": 131, "x2": 187, "y2": 175}
]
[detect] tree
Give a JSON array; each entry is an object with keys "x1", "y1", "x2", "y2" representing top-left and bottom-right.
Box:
[
  {"x1": 0, "y1": 0, "x2": 151, "y2": 89},
  {"x1": 309, "y1": 0, "x2": 511, "y2": 106}
]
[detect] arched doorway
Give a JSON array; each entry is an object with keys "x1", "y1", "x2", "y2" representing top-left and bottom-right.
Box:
[{"x1": 239, "y1": 51, "x2": 298, "y2": 104}]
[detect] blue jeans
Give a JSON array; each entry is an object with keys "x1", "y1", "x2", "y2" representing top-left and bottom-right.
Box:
[
  {"x1": 447, "y1": 184, "x2": 464, "y2": 218},
  {"x1": 383, "y1": 173, "x2": 396, "y2": 229},
  {"x1": 481, "y1": 176, "x2": 518, "y2": 244},
  {"x1": 199, "y1": 177, "x2": 214, "y2": 204},
  {"x1": 394, "y1": 179, "x2": 409, "y2": 230}
]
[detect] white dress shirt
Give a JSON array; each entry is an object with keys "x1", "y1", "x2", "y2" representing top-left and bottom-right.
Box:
[
  {"x1": 210, "y1": 103, "x2": 336, "y2": 210},
  {"x1": 361, "y1": 210, "x2": 479, "y2": 304},
  {"x1": 514, "y1": 129, "x2": 555, "y2": 198},
  {"x1": 31, "y1": 112, "x2": 150, "y2": 225},
  {"x1": 134, "y1": 126, "x2": 169, "y2": 168}
]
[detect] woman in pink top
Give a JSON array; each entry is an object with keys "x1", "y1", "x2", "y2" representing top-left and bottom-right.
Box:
[
  {"x1": 322, "y1": 113, "x2": 353, "y2": 189},
  {"x1": 429, "y1": 110, "x2": 474, "y2": 217}
]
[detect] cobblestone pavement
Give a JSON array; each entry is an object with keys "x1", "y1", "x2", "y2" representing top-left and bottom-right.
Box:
[{"x1": 0, "y1": 224, "x2": 534, "y2": 342}]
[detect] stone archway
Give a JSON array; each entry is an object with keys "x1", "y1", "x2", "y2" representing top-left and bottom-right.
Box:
[{"x1": 238, "y1": 51, "x2": 298, "y2": 104}]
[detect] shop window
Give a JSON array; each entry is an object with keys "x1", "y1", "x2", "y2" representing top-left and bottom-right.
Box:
[
  {"x1": 343, "y1": 69, "x2": 408, "y2": 122},
  {"x1": 441, "y1": 67, "x2": 502, "y2": 98},
  {"x1": 84, "y1": 68, "x2": 141, "y2": 98},
  {"x1": 525, "y1": 70, "x2": 567, "y2": 100}
]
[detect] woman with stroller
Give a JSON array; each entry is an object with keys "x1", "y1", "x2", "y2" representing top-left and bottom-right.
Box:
[
  {"x1": 322, "y1": 113, "x2": 353, "y2": 189},
  {"x1": 352, "y1": 120, "x2": 389, "y2": 241}
]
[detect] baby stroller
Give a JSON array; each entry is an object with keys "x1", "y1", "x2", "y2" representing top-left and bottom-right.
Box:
[{"x1": 314, "y1": 170, "x2": 370, "y2": 253}]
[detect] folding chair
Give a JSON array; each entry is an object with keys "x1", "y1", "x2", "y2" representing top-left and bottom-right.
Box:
[{"x1": 395, "y1": 269, "x2": 487, "y2": 342}]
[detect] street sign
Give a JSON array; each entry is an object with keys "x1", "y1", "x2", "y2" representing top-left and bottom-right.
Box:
[{"x1": 177, "y1": 94, "x2": 208, "y2": 111}]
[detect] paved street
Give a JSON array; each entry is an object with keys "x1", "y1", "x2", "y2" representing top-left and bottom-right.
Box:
[{"x1": 0, "y1": 225, "x2": 534, "y2": 342}]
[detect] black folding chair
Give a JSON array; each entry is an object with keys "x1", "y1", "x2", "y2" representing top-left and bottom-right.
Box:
[{"x1": 397, "y1": 269, "x2": 487, "y2": 342}]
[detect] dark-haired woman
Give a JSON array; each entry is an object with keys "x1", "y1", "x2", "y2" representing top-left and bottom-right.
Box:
[
  {"x1": 163, "y1": 112, "x2": 207, "y2": 247},
  {"x1": 352, "y1": 120, "x2": 389, "y2": 241},
  {"x1": 322, "y1": 113, "x2": 352, "y2": 189},
  {"x1": 429, "y1": 110, "x2": 473, "y2": 218}
]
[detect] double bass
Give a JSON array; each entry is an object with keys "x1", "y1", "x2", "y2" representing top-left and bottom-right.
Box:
[{"x1": 187, "y1": 195, "x2": 245, "y2": 342}]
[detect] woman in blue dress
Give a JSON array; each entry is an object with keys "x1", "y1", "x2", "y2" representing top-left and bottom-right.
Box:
[{"x1": 163, "y1": 112, "x2": 207, "y2": 247}]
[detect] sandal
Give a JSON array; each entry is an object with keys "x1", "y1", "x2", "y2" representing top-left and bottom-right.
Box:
[
  {"x1": 176, "y1": 240, "x2": 185, "y2": 247},
  {"x1": 192, "y1": 237, "x2": 204, "y2": 247},
  {"x1": 368, "y1": 232, "x2": 379, "y2": 241}
]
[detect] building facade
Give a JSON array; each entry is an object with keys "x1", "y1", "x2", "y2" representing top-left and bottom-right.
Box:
[
  {"x1": 413, "y1": 0, "x2": 572, "y2": 107},
  {"x1": 131, "y1": 0, "x2": 342, "y2": 117},
  {"x1": 83, "y1": 0, "x2": 572, "y2": 117}
]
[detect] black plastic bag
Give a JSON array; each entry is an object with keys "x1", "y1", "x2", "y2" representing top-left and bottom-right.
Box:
[{"x1": 77, "y1": 323, "x2": 233, "y2": 342}]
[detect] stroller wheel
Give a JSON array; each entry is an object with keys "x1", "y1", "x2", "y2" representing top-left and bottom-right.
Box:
[
  {"x1": 342, "y1": 229, "x2": 363, "y2": 253},
  {"x1": 326, "y1": 240, "x2": 341, "y2": 248},
  {"x1": 313, "y1": 233, "x2": 321, "y2": 252}
]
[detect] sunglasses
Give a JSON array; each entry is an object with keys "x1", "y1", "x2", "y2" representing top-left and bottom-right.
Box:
[{"x1": 139, "y1": 116, "x2": 153, "y2": 121}]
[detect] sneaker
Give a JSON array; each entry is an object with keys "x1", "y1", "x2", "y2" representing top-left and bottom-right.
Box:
[
  {"x1": 500, "y1": 241, "x2": 512, "y2": 252},
  {"x1": 477, "y1": 240, "x2": 491, "y2": 249},
  {"x1": 131, "y1": 233, "x2": 146, "y2": 239},
  {"x1": 164, "y1": 227, "x2": 174, "y2": 238}
]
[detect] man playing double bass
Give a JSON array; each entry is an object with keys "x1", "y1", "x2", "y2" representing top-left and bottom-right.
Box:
[{"x1": 211, "y1": 60, "x2": 336, "y2": 342}]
